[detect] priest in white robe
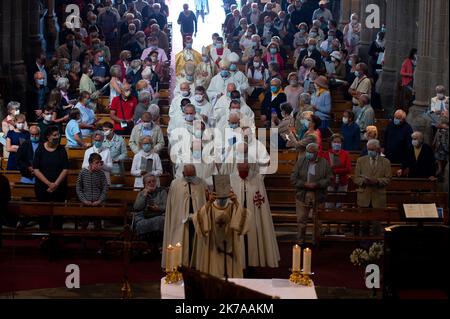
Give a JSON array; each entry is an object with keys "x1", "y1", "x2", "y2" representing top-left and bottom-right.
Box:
[
  {"x1": 191, "y1": 190, "x2": 251, "y2": 278},
  {"x1": 209, "y1": 36, "x2": 231, "y2": 68},
  {"x1": 215, "y1": 95, "x2": 255, "y2": 133},
  {"x1": 206, "y1": 59, "x2": 235, "y2": 106},
  {"x1": 195, "y1": 46, "x2": 216, "y2": 89},
  {"x1": 162, "y1": 164, "x2": 208, "y2": 268},
  {"x1": 169, "y1": 82, "x2": 193, "y2": 121},
  {"x1": 174, "y1": 61, "x2": 197, "y2": 94},
  {"x1": 227, "y1": 52, "x2": 249, "y2": 97},
  {"x1": 231, "y1": 162, "x2": 280, "y2": 268}
]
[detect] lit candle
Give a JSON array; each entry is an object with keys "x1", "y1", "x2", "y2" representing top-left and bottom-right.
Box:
[
  {"x1": 292, "y1": 244, "x2": 301, "y2": 272},
  {"x1": 303, "y1": 248, "x2": 312, "y2": 274},
  {"x1": 175, "y1": 242, "x2": 182, "y2": 268},
  {"x1": 166, "y1": 245, "x2": 174, "y2": 272}
]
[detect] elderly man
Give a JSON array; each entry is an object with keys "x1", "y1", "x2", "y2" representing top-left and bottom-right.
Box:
[
  {"x1": 355, "y1": 94, "x2": 375, "y2": 139},
  {"x1": 82, "y1": 131, "x2": 113, "y2": 184},
  {"x1": 32, "y1": 71, "x2": 48, "y2": 115},
  {"x1": 216, "y1": 98, "x2": 256, "y2": 133},
  {"x1": 148, "y1": 24, "x2": 170, "y2": 56},
  {"x1": 162, "y1": 164, "x2": 207, "y2": 268},
  {"x1": 348, "y1": 62, "x2": 372, "y2": 109},
  {"x1": 169, "y1": 82, "x2": 193, "y2": 119},
  {"x1": 175, "y1": 35, "x2": 202, "y2": 76},
  {"x1": 261, "y1": 78, "x2": 287, "y2": 125},
  {"x1": 227, "y1": 52, "x2": 249, "y2": 96},
  {"x1": 242, "y1": 34, "x2": 267, "y2": 64},
  {"x1": 383, "y1": 109, "x2": 414, "y2": 164},
  {"x1": 16, "y1": 126, "x2": 41, "y2": 185},
  {"x1": 207, "y1": 59, "x2": 235, "y2": 105},
  {"x1": 290, "y1": 143, "x2": 332, "y2": 244},
  {"x1": 295, "y1": 38, "x2": 323, "y2": 71},
  {"x1": 353, "y1": 139, "x2": 392, "y2": 235},
  {"x1": 168, "y1": 104, "x2": 201, "y2": 146},
  {"x1": 175, "y1": 61, "x2": 196, "y2": 91},
  {"x1": 397, "y1": 131, "x2": 436, "y2": 179},
  {"x1": 102, "y1": 121, "x2": 128, "y2": 177},
  {"x1": 129, "y1": 112, "x2": 165, "y2": 155},
  {"x1": 133, "y1": 91, "x2": 152, "y2": 123},
  {"x1": 140, "y1": 36, "x2": 168, "y2": 63},
  {"x1": 213, "y1": 83, "x2": 238, "y2": 117}
]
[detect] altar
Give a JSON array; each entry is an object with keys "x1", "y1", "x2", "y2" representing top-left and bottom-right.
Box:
[{"x1": 160, "y1": 277, "x2": 318, "y2": 299}]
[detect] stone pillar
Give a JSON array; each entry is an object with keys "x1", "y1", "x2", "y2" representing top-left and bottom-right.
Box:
[
  {"x1": 359, "y1": 0, "x2": 386, "y2": 63},
  {"x1": 407, "y1": 0, "x2": 449, "y2": 144},
  {"x1": 339, "y1": 0, "x2": 361, "y2": 28},
  {"x1": 0, "y1": 0, "x2": 12, "y2": 120},
  {"x1": 10, "y1": 0, "x2": 27, "y2": 109},
  {"x1": 380, "y1": 0, "x2": 419, "y2": 116},
  {"x1": 45, "y1": 0, "x2": 59, "y2": 54},
  {"x1": 25, "y1": 0, "x2": 44, "y2": 65}
]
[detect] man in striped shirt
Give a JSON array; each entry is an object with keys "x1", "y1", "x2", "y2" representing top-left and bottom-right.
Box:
[{"x1": 76, "y1": 153, "x2": 109, "y2": 206}]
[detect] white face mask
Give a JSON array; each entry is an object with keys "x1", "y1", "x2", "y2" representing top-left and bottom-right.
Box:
[
  {"x1": 16, "y1": 123, "x2": 24, "y2": 130},
  {"x1": 44, "y1": 114, "x2": 53, "y2": 122},
  {"x1": 13, "y1": 109, "x2": 20, "y2": 116},
  {"x1": 104, "y1": 129, "x2": 111, "y2": 137}
]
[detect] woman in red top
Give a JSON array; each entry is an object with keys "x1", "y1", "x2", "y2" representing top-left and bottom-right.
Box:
[
  {"x1": 321, "y1": 133, "x2": 352, "y2": 207},
  {"x1": 399, "y1": 48, "x2": 417, "y2": 111},
  {"x1": 262, "y1": 42, "x2": 285, "y2": 73}
]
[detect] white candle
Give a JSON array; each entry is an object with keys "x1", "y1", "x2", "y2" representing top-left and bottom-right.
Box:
[
  {"x1": 303, "y1": 248, "x2": 312, "y2": 274},
  {"x1": 292, "y1": 244, "x2": 301, "y2": 272},
  {"x1": 175, "y1": 242, "x2": 182, "y2": 268},
  {"x1": 166, "y1": 245, "x2": 174, "y2": 272}
]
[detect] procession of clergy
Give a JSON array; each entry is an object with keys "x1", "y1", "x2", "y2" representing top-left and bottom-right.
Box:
[{"x1": 162, "y1": 35, "x2": 281, "y2": 279}]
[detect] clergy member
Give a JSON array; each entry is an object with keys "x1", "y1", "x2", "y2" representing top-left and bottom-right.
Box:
[
  {"x1": 227, "y1": 52, "x2": 249, "y2": 96},
  {"x1": 195, "y1": 46, "x2": 216, "y2": 89},
  {"x1": 191, "y1": 190, "x2": 251, "y2": 278},
  {"x1": 175, "y1": 36, "x2": 202, "y2": 76},
  {"x1": 162, "y1": 164, "x2": 208, "y2": 268},
  {"x1": 207, "y1": 59, "x2": 235, "y2": 106}
]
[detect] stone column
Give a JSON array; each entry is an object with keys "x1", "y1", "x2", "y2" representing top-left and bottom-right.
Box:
[
  {"x1": 45, "y1": 0, "x2": 59, "y2": 54},
  {"x1": 0, "y1": 0, "x2": 12, "y2": 120},
  {"x1": 339, "y1": 0, "x2": 361, "y2": 28},
  {"x1": 25, "y1": 0, "x2": 44, "y2": 65},
  {"x1": 380, "y1": 0, "x2": 419, "y2": 116},
  {"x1": 359, "y1": 0, "x2": 387, "y2": 63},
  {"x1": 10, "y1": 0, "x2": 27, "y2": 109},
  {"x1": 407, "y1": 0, "x2": 449, "y2": 144}
]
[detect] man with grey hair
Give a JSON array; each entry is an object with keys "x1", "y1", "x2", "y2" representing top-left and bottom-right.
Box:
[
  {"x1": 82, "y1": 130, "x2": 113, "y2": 184},
  {"x1": 147, "y1": 103, "x2": 160, "y2": 124},
  {"x1": 355, "y1": 93, "x2": 375, "y2": 139},
  {"x1": 16, "y1": 125, "x2": 41, "y2": 185},
  {"x1": 290, "y1": 142, "x2": 332, "y2": 244},
  {"x1": 129, "y1": 112, "x2": 165, "y2": 155},
  {"x1": 397, "y1": 131, "x2": 436, "y2": 179},
  {"x1": 430, "y1": 85, "x2": 449, "y2": 113},
  {"x1": 354, "y1": 139, "x2": 392, "y2": 236},
  {"x1": 383, "y1": 109, "x2": 413, "y2": 164},
  {"x1": 134, "y1": 90, "x2": 152, "y2": 123}
]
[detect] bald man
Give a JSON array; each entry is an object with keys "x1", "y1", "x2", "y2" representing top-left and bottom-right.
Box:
[
  {"x1": 383, "y1": 109, "x2": 413, "y2": 164},
  {"x1": 162, "y1": 164, "x2": 207, "y2": 268}
]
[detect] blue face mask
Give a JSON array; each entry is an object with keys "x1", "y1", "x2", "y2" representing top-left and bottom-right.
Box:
[
  {"x1": 354, "y1": 71, "x2": 360, "y2": 77},
  {"x1": 185, "y1": 114, "x2": 194, "y2": 122},
  {"x1": 184, "y1": 176, "x2": 195, "y2": 183},
  {"x1": 332, "y1": 143, "x2": 342, "y2": 151},
  {"x1": 271, "y1": 86, "x2": 278, "y2": 93},
  {"x1": 229, "y1": 123, "x2": 239, "y2": 129},
  {"x1": 230, "y1": 64, "x2": 237, "y2": 71},
  {"x1": 270, "y1": 48, "x2": 277, "y2": 54},
  {"x1": 192, "y1": 150, "x2": 202, "y2": 159},
  {"x1": 393, "y1": 118, "x2": 401, "y2": 125},
  {"x1": 305, "y1": 151, "x2": 316, "y2": 161},
  {"x1": 216, "y1": 198, "x2": 228, "y2": 207},
  {"x1": 186, "y1": 75, "x2": 194, "y2": 82},
  {"x1": 37, "y1": 79, "x2": 45, "y2": 85},
  {"x1": 65, "y1": 63, "x2": 71, "y2": 70},
  {"x1": 216, "y1": 43, "x2": 223, "y2": 49},
  {"x1": 142, "y1": 143, "x2": 152, "y2": 152},
  {"x1": 301, "y1": 119, "x2": 309, "y2": 128},
  {"x1": 185, "y1": 43, "x2": 193, "y2": 49},
  {"x1": 31, "y1": 136, "x2": 40, "y2": 143},
  {"x1": 94, "y1": 141, "x2": 103, "y2": 149},
  {"x1": 220, "y1": 70, "x2": 230, "y2": 78},
  {"x1": 368, "y1": 150, "x2": 378, "y2": 159},
  {"x1": 98, "y1": 56, "x2": 104, "y2": 63}
]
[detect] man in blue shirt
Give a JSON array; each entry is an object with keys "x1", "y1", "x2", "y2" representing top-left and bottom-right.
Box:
[{"x1": 75, "y1": 92, "x2": 97, "y2": 137}]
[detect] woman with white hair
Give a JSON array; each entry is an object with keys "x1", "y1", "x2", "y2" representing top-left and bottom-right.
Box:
[
  {"x1": 109, "y1": 65, "x2": 123, "y2": 104},
  {"x1": 56, "y1": 77, "x2": 76, "y2": 121},
  {"x1": 131, "y1": 135, "x2": 163, "y2": 189},
  {"x1": 2, "y1": 101, "x2": 28, "y2": 135},
  {"x1": 343, "y1": 13, "x2": 361, "y2": 55}
]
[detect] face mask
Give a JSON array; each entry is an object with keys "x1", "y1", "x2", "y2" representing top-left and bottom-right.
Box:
[
  {"x1": 123, "y1": 90, "x2": 131, "y2": 98},
  {"x1": 216, "y1": 198, "x2": 228, "y2": 207},
  {"x1": 342, "y1": 117, "x2": 348, "y2": 124},
  {"x1": 151, "y1": 56, "x2": 158, "y2": 62},
  {"x1": 305, "y1": 151, "x2": 316, "y2": 161},
  {"x1": 142, "y1": 143, "x2": 152, "y2": 153},
  {"x1": 94, "y1": 141, "x2": 103, "y2": 149},
  {"x1": 412, "y1": 140, "x2": 420, "y2": 148},
  {"x1": 64, "y1": 63, "x2": 71, "y2": 70},
  {"x1": 354, "y1": 71, "x2": 360, "y2": 77},
  {"x1": 194, "y1": 94, "x2": 203, "y2": 102},
  {"x1": 271, "y1": 86, "x2": 278, "y2": 93},
  {"x1": 301, "y1": 119, "x2": 309, "y2": 128},
  {"x1": 37, "y1": 79, "x2": 45, "y2": 85},
  {"x1": 220, "y1": 70, "x2": 229, "y2": 78},
  {"x1": 308, "y1": 45, "x2": 315, "y2": 51},
  {"x1": 186, "y1": 75, "x2": 194, "y2": 82},
  {"x1": 98, "y1": 56, "x2": 104, "y2": 63},
  {"x1": 265, "y1": 23, "x2": 272, "y2": 28},
  {"x1": 328, "y1": 36, "x2": 334, "y2": 41},
  {"x1": 185, "y1": 114, "x2": 194, "y2": 122},
  {"x1": 299, "y1": 29, "x2": 306, "y2": 34},
  {"x1": 192, "y1": 150, "x2": 202, "y2": 159},
  {"x1": 332, "y1": 143, "x2": 342, "y2": 151},
  {"x1": 44, "y1": 114, "x2": 53, "y2": 122},
  {"x1": 368, "y1": 150, "x2": 378, "y2": 159},
  {"x1": 143, "y1": 122, "x2": 153, "y2": 129},
  {"x1": 229, "y1": 123, "x2": 239, "y2": 129},
  {"x1": 49, "y1": 138, "x2": 59, "y2": 146},
  {"x1": 16, "y1": 123, "x2": 25, "y2": 130},
  {"x1": 289, "y1": 80, "x2": 298, "y2": 86},
  {"x1": 309, "y1": 32, "x2": 317, "y2": 38},
  {"x1": 251, "y1": 42, "x2": 258, "y2": 47},
  {"x1": 230, "y1": 64, "x2": 237, "y2": 71},
  {"x1": 31, "y1": 136, "x2": 40, "y2": 143},
  {"x1": 202, "y1": 56, "x2": 209, "y2": 62},
  {"x1": 181, "y1": 90, "x2": 190, "y2": 97},
  {"x1": 104, "y1": 129, "x2": 111, "y2": 137},
  {"x1": 253, "y1": 62, "x2": 260, "y2": 68},
  {"x1": 348, "y1": 60, "x2": 353, "y2": 67},
  {"x1": 13, "y1": 110, "x2": 20, "y2": 116},
  {"x1": 185, "y1": 43, "x2": 192, "y2": 49},
  {"x1": 437, "y1": 93, "x2": 445, "y2": 100},
  {"x1": 270, "y1": 48, "x2": 277, "y2": 54},
  {"x1": 393, "y1": 118, "x2": 401, "y2": 125},
  {"x1": 184, "y1": 176, "x2": 195, "y2": 183}
]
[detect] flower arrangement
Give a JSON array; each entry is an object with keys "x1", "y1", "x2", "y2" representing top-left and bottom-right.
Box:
[{"x1": 350, "y1": 242, "x2": 384, "y2": 266}]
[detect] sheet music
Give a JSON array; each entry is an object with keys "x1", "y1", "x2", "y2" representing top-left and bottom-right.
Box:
[{"x1": 403, "y1": 203, "x2": 439, "y2": 218}]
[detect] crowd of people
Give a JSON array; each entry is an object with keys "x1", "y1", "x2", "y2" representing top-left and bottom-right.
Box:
[{"x1": 0, "y1": 0, "x2": 448, "y2": 278}]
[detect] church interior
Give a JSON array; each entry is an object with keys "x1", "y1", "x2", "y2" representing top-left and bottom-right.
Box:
[{"x1": 0, "y1": 0, "x2": 448, "y2": 301}]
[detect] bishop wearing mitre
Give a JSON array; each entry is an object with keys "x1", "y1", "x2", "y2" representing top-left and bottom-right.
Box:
[
  {"x1": 191, "y1": 190, "x2": 252, "y2": 278},
  {"x1": 175, "y1": 36, "x2": 202, "y2": 76}
]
